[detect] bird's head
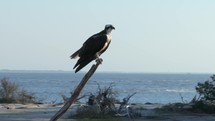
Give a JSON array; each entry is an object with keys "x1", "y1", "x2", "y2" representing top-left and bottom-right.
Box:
[{"x1": 104, "y1": 24, "x2": 115, "y2": 34}]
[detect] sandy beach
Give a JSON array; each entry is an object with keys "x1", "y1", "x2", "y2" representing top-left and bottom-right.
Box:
[
  {"x1": 0, "y1": 103, "x2": 75, "y2": 121},
  {"x1": 1, "y1": 103, "x2": 215, "y2": 121}
]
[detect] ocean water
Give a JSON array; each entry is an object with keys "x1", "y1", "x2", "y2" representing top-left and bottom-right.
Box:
[{"x1": 0, "y1": 71, "x2": 212, "y2": 104}]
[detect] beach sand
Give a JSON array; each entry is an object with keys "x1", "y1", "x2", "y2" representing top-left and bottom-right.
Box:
[
  {"x1": 1, "y1": 103, "x2": 215, "y2": 121},
  {"x1": 0, "y1": 103, "x2": 75, "y2": 121}
]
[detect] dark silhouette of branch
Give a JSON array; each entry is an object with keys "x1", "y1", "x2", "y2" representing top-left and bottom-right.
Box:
[
  {"x1": 118, "y1": 92, "x2": 137, "y2": 113},
  {"x1": 50, "y1": 59, "x2": 102, "y2": 121}
]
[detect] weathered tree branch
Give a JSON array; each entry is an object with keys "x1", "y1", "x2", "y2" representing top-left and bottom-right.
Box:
[
  {"x1": 118, "y1": 92, "x2": 137, "y2": 113},
  {"x1": 50, "y1": 60, "x2": 102, "y2": 121}
]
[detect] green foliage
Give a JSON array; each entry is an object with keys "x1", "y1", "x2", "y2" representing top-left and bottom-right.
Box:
[
  {"x1": 191, "y1": 100, "x2": 215, "y2": 113},
  {"x1": 195, "y1": 75, "x2": 215, "y2": 103},
  {"x1": 192, "y1": 75, "x2": 215, "y2": 113},
  {"x1": 0, "y1": 78, "x2": 36, "y2": 103}
]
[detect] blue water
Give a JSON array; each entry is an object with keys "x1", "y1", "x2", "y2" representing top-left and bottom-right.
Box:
[{"x1": 0, "y1": 71, "x2": 212, "y2": 104}]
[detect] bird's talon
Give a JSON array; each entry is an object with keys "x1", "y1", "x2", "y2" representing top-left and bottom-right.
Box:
[{"x1": 96, "y1": 58, "x2": 103, "y2": 64}]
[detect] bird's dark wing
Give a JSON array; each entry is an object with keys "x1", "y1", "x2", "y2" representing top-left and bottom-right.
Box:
[
  {"x1": 80, "y1": 35, "x2": 107, "y2": 57},
  {"x1": 74, "y1": 56, "x2": 94, "y2": 73},
  {"x1": 73, "y1": 34, "x2": 107, "y2": 73}
]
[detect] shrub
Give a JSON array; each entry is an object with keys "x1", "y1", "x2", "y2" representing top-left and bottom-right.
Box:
[
  {"x1": 75, "y1": 105, "x2": 116, "y2": 119},
  {"x1": 0, "y1": 78, "x2": 18, "y2": 103},
  {"x1": 70, "y1": 82, "x2": 138, "y2": 120},
  {"x1": 73, "y1": 83, "x2": 118, "y2": 118},
  {"x1": 195, "y1": 74, "x2": 215, "y2": 103},
  {"x1": 0, "y1": 78, "x2": 36, "y2": 103},
  {"x1": 193, "y1": 74, "x2": 215, "y2": 113}
]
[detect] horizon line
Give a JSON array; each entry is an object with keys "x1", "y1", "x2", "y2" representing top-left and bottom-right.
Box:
[{"x1": 0, "y1": 69, "x2": 214, "y2": 74}]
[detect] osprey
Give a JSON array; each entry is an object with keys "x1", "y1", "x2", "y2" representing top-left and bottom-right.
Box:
[{"x1": 71, "y1": 24, "x2": 115, "y2": 73}]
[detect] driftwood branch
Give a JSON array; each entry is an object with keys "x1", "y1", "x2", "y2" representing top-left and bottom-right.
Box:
[
  {"x1": 118, "y1": 92, "x2": 137, "y2": 113},
  {"x1": 50, "y1": 60, "x2": 102, "y2": 121}
]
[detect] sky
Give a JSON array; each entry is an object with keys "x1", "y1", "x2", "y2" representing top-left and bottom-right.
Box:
[{"x1": 0, "y1": 0, "x2": 215, "y2": 73}]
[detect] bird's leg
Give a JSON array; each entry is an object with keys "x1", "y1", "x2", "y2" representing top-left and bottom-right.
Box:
[
  {"x1": 96, "y1": 58, "x2": 103, "y2": 64},
  {"x1": 95, "y1": 53, "x2": 103, "y2": 64}
]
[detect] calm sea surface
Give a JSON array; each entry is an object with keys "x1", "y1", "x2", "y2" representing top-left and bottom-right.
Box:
[{"x1": 0, "y1": 72, "x2": 212, "y2": 104}]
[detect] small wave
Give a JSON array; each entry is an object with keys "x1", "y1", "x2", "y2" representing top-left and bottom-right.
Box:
[{"x1": 165, "y1": 89, "x2": 195, "y2": 93}]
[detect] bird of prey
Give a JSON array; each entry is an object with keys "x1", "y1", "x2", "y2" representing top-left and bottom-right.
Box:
[{"x1": 71, "y1": 24, "x2": 115, "y2": 73}]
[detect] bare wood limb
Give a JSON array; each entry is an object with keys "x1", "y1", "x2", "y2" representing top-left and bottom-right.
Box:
[
  {"x1": 50, "y1": 60, "x2": 101, "y2": 121},
  {"x1": 118, "y1": 92, "x2": 137, "y2": 113}
]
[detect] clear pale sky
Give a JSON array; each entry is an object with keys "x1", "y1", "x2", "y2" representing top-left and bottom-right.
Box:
[{"x1": 0, "y1": 0, "x2": 215, "y2": 73}]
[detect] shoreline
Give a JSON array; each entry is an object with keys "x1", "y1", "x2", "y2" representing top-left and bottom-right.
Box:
[
  {"x1": 1, "y1": 103, "x2": 215, "y2": 121},
  {"x1": 0, "y1": 103, "x2": 76, "y2": 121}
]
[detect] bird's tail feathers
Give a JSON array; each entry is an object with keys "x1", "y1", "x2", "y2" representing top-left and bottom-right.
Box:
[
  {"x1": 74, "y1": 57, "x2": 94, "y2": 73},
  {"x1": 73, "y1": 62, "x2": 79, "y2": 69},
  {"x1": 70, "y1": 49, "x2": 80, "y2": 59}
]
